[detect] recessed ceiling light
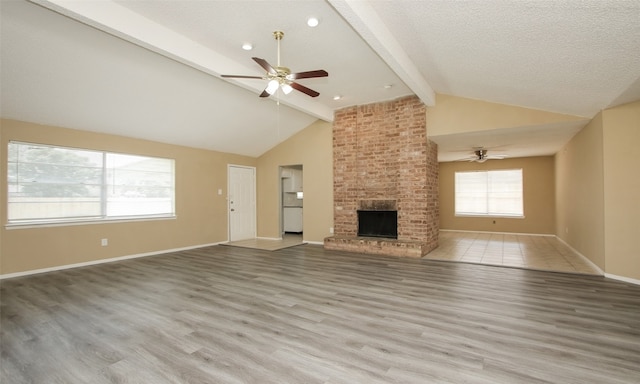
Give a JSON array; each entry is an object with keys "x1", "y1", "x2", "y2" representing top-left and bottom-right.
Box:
[
  {"x1": 307, "y1": 17, "x2": 319, "y2": 27},
  {"x1": 242, "y1": 43, "x2": 253, "y2": 51},
  {"x1": 333, "y1": 95, "x2": 342, "y2": 100}
]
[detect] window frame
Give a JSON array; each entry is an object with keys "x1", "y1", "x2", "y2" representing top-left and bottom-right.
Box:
[
  {"x1": 6, "y1": 141, "x2": 176, "y2": 228},
  {"x1": 454, "y1": 168, "x2": 524, "y2": 218}
]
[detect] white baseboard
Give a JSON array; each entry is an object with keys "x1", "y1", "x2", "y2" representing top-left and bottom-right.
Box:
[
  {"x1": 439, "y1": 229, "x2": 555, "y2": 237},
  {"x1": 6, "y1": 235, "x2": 637, "y2": 286},
  {"x1": 438, "y1": 230, "x2": 640, "y2": 284},
  {"x1": 604, "y1": 273, "x2": 640, "y2": 286},
  {"x1": 0, "y1": 242, "x2": 223, "y2": 280},
  {"x1": 554, "y1": 236, "x2": 605, "y2": 276}
]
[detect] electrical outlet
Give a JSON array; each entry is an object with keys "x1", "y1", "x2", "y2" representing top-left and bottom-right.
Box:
[
  {"x1": 101, "y1": 238, "x2": 108, "y2": 246},
  {"x1": 329, "y1": 227, "x2": 334, "y2": 234}
]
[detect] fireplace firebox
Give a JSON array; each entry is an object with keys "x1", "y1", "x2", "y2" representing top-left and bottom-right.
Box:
[{"x1": 357, "y1": 210, "x2": 398, "y2": 239}]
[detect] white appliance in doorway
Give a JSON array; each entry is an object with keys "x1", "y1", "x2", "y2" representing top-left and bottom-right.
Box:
[
  {"x1": 283, "y1": 207, "x2": 303, "y2": 232},
  {"x1": 281, "y1": 165, "x2": 303, "y2": 234}
]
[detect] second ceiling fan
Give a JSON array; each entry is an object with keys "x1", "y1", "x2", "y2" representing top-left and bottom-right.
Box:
[
  {"x1": 221, "y1": 31, "x2": 328, "y2": 98},
  {"x1": 457, "y1": 147, "x2": 508, "y2": 163}
]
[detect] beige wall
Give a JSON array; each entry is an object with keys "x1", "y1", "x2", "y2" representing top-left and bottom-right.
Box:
[
  {"x1": 0, "y1": 119, "x2": 255, "y2": 275},
  {"x1": 602, "y1": 101, "x2": 640, "y2": 280},
  {"x1": 256, "y1": 120, "x2": 333, "y2": 243},
  {"x1": 555, "y1": 113, "x2": 606, "y2": 269},
  {"x1": 427, "y1": 94, "x2": 586, "y2": 137},
  {"x1": 440, "y1": 156, "x2": 555, "y2": 234},
  {"x1": 433, "y1": 94, "x2": 639, "y2": 282},
  {"x1": 4, "y1": 97, "x2": 638, "y2": 283}
]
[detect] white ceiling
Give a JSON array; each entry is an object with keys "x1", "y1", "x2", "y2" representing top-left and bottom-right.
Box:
[{"x1": 2, "y1": 0, "x2": 639, "y2": 160}]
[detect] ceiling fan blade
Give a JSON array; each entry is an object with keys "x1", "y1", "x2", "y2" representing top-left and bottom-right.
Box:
[
  {"x1": 252, "y1": 57, "x2": 277, "y2": 74},
  {"x1": 221, "y1": 74, "x2": 264, "y2": 79},
  {"x1": 287, "y1": 69, "x2": 328, "y2": 80},
  {"x1": 259, "y1": 88, "x2": 270, "y2": 98},
  {"x1": 290, "y1": 82, "x2": 320, "y2": 97}
]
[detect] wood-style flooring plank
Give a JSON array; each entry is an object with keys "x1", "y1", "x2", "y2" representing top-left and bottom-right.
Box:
[{"x1": 2, "y1": 244, "x2": 639, "y2": 383}]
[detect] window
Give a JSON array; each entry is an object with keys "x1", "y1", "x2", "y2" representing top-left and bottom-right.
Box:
[
  {"x1": 7, "y1": 141, "x2": 175, "y2": 225},
  {"x1": 455, "y1": 169, "x2": 523, "y2": 217}
]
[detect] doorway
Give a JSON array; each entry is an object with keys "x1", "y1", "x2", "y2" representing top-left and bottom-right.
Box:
[
  {"x1": 228, "y1": 165, "x2": 256, "y2": 241},
  {"x1": 280, "y1": 165, "x2": 303, "y2": 238}
]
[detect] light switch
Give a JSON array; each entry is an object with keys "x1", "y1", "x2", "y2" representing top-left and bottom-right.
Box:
[{"x1": 218, "y1": 189, "x2": 222, "y2": 195}]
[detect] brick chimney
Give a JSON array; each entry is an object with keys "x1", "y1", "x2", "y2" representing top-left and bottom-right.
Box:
[{"x1": 324, "y1": 96, "x2": 439, "y2": 257}]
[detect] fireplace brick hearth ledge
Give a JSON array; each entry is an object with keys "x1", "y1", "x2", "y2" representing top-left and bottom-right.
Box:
[
  {"x1": 324, "y1": 95, "x2": 439, "y2": 258},
  {"x1": 324, "y1": 236, "x2": 428, "y2": 258}
]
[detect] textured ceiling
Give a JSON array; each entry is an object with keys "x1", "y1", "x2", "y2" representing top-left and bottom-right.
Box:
[
  {"x1": 369, "y1": 0, "x2": 640, "y2": 117},
  {"x1": 2, "y1": 0, "x2": 639, "y2": 159}
]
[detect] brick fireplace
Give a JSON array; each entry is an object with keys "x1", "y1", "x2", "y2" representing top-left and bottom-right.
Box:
[{"x1": 324, "y1": 96, "x2": 439, "y2": 258}]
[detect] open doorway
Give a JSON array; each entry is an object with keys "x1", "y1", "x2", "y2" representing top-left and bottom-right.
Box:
[{"x1": 280, "y1": 165, "x2": 303, "y2": 242}]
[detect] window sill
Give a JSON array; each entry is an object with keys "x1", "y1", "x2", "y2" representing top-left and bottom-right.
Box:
[
  {"x1": 455, "y1": 214, "x2": 525, "y2": 219},
  {"x1": 5, "y1": 215, "x2": 176, "y2": 230}
]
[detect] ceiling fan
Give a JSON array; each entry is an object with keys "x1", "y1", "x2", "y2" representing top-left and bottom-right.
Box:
[
  {"x1": 457, "y1": 147, "x2": 508, "y2": 163},
  {"x1": 221, "y1": 31, "x2": 328, "y2": 98}
]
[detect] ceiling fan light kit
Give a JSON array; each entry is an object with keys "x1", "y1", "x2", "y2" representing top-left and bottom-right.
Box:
[
  {"x1": 266, "y1": 79, "x2": 279, "y2": 95},
  {"x1": 221, "y1": 31, "x2": 328, "y2": 98},
  {"x1": 281, "y1": 83, "x2": 293, "y2": 95}
]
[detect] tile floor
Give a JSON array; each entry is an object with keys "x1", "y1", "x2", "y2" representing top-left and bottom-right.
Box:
[
  {"x1": 424, "y1": 231, "x2": 601, "y2": 275},
  {"x1": 227, "y1": 232, "x2": 600, "y2": 276},
  {"x1": 225, "y1": 233, "x2": 304, "y2": 251}
]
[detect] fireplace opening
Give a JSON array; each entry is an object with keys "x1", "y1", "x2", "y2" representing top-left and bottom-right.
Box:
[{"x1": 357, "y1": 210, "x2": 398, "y2": 239}]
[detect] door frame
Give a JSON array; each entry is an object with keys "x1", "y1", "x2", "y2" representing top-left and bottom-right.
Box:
[{"x1": 227, "y1": 164, "x2": 256, "y2": 242}]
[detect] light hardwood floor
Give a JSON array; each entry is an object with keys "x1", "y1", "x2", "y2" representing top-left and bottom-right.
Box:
[{"x1": 2, "y1": 244, "x2": 639, "y2": 383}]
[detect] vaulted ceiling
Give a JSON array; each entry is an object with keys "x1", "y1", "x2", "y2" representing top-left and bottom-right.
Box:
[{"x1": 2, "y1": 0, "x2": 639, "y2": 160}]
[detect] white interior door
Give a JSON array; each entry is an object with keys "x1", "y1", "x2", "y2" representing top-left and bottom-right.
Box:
[{"x1": 228, "y1": 165, "x2": 256, "y2": 241}]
